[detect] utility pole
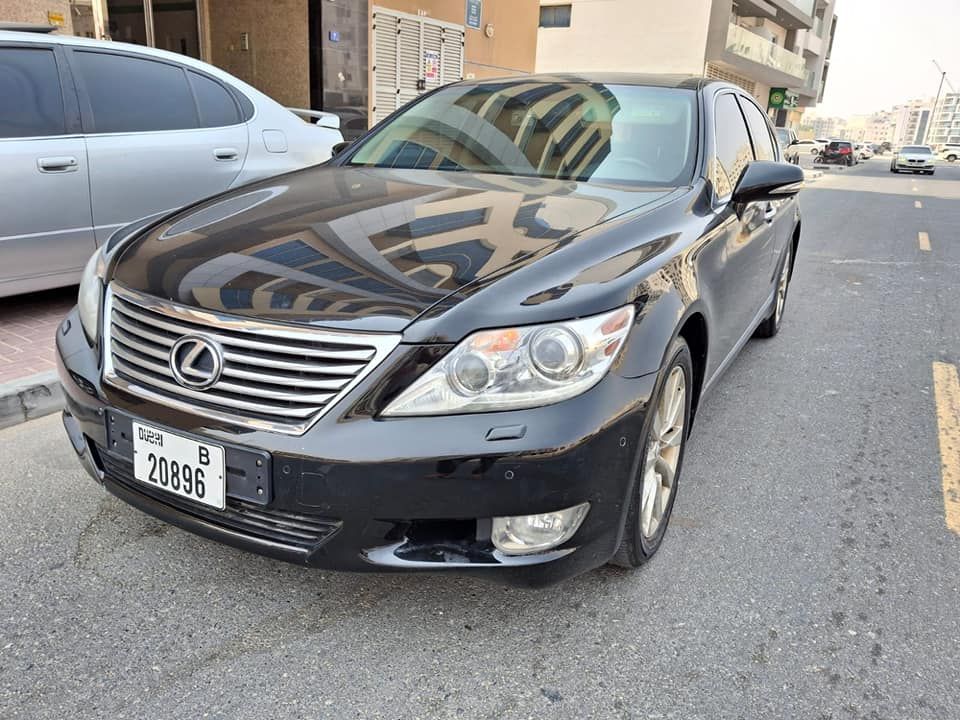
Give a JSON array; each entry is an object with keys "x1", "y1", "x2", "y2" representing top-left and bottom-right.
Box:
[{"x1": 923, "y1": 60, "x2": 947, "y2": 146}]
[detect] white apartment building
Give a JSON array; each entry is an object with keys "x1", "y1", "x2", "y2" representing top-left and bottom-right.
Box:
[
  {"x1": 928, "y1": 93, "x2": 960, "y2": 148},
  {"x1": 889, "y1": 99, "x2": 935, "y2": 148},
  {"x1": 536, "y1": 0, "x2": 837, "y2": 127}
]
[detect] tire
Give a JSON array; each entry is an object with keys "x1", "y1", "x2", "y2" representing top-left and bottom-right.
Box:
[
  {"x1": 754, "y1": 244, "x2": 793, "y2": 339},
  {"x1": 609, "y1": 338, "x2": 692, "y2": 569},
  {"x1": 927, "y1": 170, "x2": 935, "y2": 176},
  {"x1": 847, "y1": 157, "x2": 854, "y2": 167},
  {"x1": 947, "y1": 155, "x2": 957, "y2": 162},
  {"x1": 811, "y1": 148, "x2": 820, "y2": 155}
]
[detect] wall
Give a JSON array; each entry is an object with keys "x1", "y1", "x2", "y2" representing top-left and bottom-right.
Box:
[
  {"x1": 376, "y1": 0, "x2": 538, "y2": 78},
  {"x1": 0, "y1": 0, "x2": 73, "y2": 33},
  {"x1": 536, "y1": 0, "x2": 713, "y2": 75},
  {"x1": 205, "y1": 0, "x2": 310, "y2": 107}
]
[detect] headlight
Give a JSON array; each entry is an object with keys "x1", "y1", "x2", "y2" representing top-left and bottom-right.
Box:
[
  {"x1": 382, "y1": 305, "x2": 634, "y2": 416},
  {"x1": 78, "y1": 250, "x2": 105, "y2": 342}
]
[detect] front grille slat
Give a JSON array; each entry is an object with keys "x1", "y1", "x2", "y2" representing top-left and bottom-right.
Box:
[
  {"x1": 114, "y1": 296, "x2": 378, "y2": 362},
  {"x1": 104, "y1": 284, "x2": 401, "y2": 434},
  {"x1": 98, "y1": 448, "x2": 340, "y2": 550}
]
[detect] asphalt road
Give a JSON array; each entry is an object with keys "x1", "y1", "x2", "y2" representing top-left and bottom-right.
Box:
[{"x1": 2, "y1": 156, "x2": 960, "y2": 719}]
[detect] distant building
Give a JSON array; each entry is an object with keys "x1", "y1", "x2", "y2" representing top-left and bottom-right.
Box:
[
  {"x1": 536, "y1": 0, "x2": 837, "y2": 127},
  {"x1": 928, "y1": 93, "x2": 960, "y2": 149},
  {"x1": 890, "y1": 99, "x2": 935, "y2": 147},
  {"x1": 810, "y1": 115, "x2": 845, "y2": 139}
]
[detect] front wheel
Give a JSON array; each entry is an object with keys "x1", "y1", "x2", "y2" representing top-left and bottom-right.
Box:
[
  {"x1": 609, "y1": 338, "x2": 692, "y2": 569},
  {"x1": 947, "y1": 155, "x2": 957, "y2": 162}
]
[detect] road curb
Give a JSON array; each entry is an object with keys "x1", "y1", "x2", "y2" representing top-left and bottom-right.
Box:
[{"x1": 0, "y1": 371, "x2": 64, "y2": 430}]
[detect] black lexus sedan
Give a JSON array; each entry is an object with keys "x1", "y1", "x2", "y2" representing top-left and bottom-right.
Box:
[{"x1": 58, "y1": 74, "x2": 803, "y2": 586}]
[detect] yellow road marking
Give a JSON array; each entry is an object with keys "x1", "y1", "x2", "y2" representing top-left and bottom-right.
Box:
[
  {"x1": 918, "y1": 232, "x2": 931, "y2": 251},
  {"x1": 915, "y1": 200, "x2": 923, "y2": 209},
  {"x1": 933, "y1": 362, "x2": 960, "y2": 534}
]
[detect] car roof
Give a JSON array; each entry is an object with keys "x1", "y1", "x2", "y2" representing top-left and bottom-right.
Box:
[
  {"x1": 0, "y1": 30, "x2": 217, "y2": 72},
  {"x1": 464, "y1": 72, "x2": 707, "y2": 91},
  {"x1": 0, "y1": 29, "x2": 266, "y2": 94}
]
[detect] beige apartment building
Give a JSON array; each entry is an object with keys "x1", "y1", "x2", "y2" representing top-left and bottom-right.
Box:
[
  {"x1": 1, "y1": 0, "x2": 539, "y2": 135},
  {"x1": 536, "y1": 0, "x2": 837, "y2": 128}
]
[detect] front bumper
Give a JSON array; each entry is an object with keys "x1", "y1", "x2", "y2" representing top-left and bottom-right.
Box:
[
  {"x1": 895, "y1": 160, "x2": 935, "y2": 170},
  {"x1": 57, "y1": 308, "x2": 657, "y2": 587}
]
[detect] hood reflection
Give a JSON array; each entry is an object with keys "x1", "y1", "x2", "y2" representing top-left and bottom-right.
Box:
[{"x1": 114, "y1": 168, "x2": 655, "y2": 331}]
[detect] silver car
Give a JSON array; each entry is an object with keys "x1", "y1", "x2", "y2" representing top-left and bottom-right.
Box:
[
  {"x1": 0, "y1": 30, "x2": 343, "y2": 297},
  {"x1": 890, "y1": 145, "x2": 936, "y2": 175}
]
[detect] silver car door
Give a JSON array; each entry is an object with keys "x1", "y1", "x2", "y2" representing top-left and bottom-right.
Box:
[
  {"x1": 67, "y1": 48, "x2": 249, "y2": 245},
  {"x1": 0, "y1": 43, "x2": 94, "y2": 297}
]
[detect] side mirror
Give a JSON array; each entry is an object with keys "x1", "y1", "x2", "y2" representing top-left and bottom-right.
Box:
[
  {"x1": 331, "y1": 140, "x2": 352, "y2": 157},
  {"x1": 732, "y1": 161, "x2": 804, "y2": 204}
]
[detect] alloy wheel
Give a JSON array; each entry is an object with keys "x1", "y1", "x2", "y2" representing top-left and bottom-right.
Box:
[
  {"x1": 640, "y1": 366, "x2": 686, "y2": 538},
  {"x1": 774, "y1": 248, "x2": 792, "y2": 326}
]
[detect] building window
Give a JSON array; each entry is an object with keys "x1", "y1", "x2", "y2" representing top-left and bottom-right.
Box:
[{"x1": 539, "y1": 5, "x2": 572, "y2": 28}]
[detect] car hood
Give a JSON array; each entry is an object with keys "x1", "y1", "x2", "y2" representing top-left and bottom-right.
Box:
[
  {"x1": 112, "y1": 166, "x2": 675, "y2": 332},
  {"x1": 898, "y1": 152, "x2": 934, "y2": 160}
]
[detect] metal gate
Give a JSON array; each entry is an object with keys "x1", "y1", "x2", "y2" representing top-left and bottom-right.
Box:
[{"x1": 371, "y1": 7, "x2": 465, "y2": 125}]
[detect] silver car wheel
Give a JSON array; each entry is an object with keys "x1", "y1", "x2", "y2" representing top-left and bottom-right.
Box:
[
  {"x1": 775, "y1": 247, "x2": 792, "y2": 326},
  {"x1": 640, "y1": 366, "x2": 686, "y2": 539}
]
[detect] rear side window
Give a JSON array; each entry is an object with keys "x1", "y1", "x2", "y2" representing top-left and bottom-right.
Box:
[
  {"x1": 188, "y1": 71, "x2": 241, "y2": 127},
  {"x1": 0, "y1": 48, "x2": 65, "y2": 138},
  {"x1": 713, "y1": 93, "x2": 753, "y2": 197},
  {"x1": 72, "y1": 51, "x2": 197, "y2": 133},
  {"x1": 739, "y1": 99, "x2": 777, "y2": 161}
]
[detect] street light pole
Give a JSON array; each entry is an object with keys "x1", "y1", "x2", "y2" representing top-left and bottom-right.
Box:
[{"x1": 923, "y1": 60, "x2": 947, "y2": 146}]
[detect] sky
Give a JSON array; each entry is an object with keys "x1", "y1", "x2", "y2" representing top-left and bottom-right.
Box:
[{"x1": 813, "y1": 0, "x2": 960, "y2": 118}]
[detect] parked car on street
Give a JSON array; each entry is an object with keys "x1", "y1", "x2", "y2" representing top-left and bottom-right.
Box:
[
  {"x1": 940, "y1": 143, "x2": 960, "y2": 162},
  {"x1": 0, "y1": 29, "x2": 343, "y2": 298},
  {"x1": 816, "y1": 140, "x2": 858, "y2": 167},
  {"x1": 792, "y1": 138, "x2": 827, "y2": 155},
  {"x1": 890, "y1": 145, "x2": 936, "y2": 174},
  {"x1": 775, "y1": 127, "x2": 800, "y2": 164},
  {"x1": 856, "y1": 143, "x2": 874, "y2": 160},
  {"x1": 59, "y1": 74, "x2": 803, "y2": 587}
]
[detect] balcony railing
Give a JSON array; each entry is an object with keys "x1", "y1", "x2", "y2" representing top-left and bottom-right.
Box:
[{"x1": 726, "y1": 24, "x2": 807, "y2": 80}]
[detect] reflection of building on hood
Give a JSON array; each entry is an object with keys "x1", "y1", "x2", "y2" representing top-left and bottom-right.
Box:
[{"x1": 177, "y1": 173, "x2": 615, "y2": 320}]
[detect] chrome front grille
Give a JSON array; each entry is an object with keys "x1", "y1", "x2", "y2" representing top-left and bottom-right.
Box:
[{"x1": 103, "y1": 284, "x2": 401, "y2": 434}]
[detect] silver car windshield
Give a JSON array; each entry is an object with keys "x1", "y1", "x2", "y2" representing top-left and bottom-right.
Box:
[
  {"x1": 348, "y1": 82, "x2": 698, "y2": 186},
  {"x1": 901, "y1": 146, "x2": 932, "y2": 154}
]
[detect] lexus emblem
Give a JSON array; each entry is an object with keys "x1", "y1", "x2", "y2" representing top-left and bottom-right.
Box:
[{"x1": 170, "y1": 335, "x2": 224, "y2": 390}]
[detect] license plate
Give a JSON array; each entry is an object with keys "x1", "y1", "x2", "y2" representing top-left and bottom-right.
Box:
[{"x1": 132, "y1": 421, "x2": 225, "y2": 510}]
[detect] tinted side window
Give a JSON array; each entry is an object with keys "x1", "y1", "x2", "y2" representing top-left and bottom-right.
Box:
[
  {"x1": 188, "y1": 71, "x2": 241, "y2": 127},
  {"x1": 713, "y1": 93, "x2": 753, "y2": 197},
  {"x1": 0, "y1": 48, "x2": 65, "y2": 138},
  {"x1": 73, "y1": 51, "x2": 197, "y2": 133},
  {"x1": 739, "y1": 98, "x2": 777, "y2": 161}
]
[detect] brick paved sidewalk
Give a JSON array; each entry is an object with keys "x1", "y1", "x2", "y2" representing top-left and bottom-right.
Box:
[{"x1": 0, "y1": 287, "x2": 76, "y2": 385}]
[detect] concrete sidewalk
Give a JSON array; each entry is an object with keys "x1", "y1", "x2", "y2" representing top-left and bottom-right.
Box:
[{"x1": 0, "y1": 287, "x2": 73, "y2": 429}]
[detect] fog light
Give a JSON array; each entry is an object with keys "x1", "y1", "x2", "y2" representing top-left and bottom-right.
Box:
[{"x1": 491, "y1": 503, "x2": 590, "y2": 555}]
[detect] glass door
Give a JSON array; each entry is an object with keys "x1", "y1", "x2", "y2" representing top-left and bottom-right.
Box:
[
  {"x1": 151, "y1": 0, "x2": 201, "y2": 59},
  {"x1": 103, "y1": 0, "x2": 200, "y2": 59},
  {"x1": 106, "y1": 0, "x2": 149, "y2": 46}
]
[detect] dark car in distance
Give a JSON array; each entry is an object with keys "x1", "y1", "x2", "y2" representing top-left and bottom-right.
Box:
[
  {"x1": 59, "y1": 74, "x2": 803, "y2": 587},
  {"x1": 816, "y1": 140, "x2": 858, "y2": 167}
]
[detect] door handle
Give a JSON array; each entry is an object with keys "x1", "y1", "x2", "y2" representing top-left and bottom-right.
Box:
[
  {"x1": 37, "y1": 156, "x2": 79, "y2": 173},
  {"x1": 763, "y1": 203, "x2": 777, "y2": 223},
  {"x1": 213, "y1": 147, "x2": 239, "y2": 161}
]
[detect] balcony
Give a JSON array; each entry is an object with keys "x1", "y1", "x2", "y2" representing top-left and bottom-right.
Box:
[
  {"x1": 725, "y1": 23, "x2": 807, "y2": 81},
  {"x1": 783, "y1": 0, "x2": 815, "y2": 16}
]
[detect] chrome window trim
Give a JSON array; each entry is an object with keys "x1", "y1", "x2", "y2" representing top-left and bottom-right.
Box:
[{"x1": 102, "y1": 283, "x2": 402, "y2": 435}]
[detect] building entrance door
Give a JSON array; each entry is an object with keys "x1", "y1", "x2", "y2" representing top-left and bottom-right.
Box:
[{"x1": 104, "y1": 0, "x2": 201, "y2": 59}]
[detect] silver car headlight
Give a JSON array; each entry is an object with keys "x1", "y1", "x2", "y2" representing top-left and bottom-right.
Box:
[
  {"x1": 78, "y1": 250, "x2": 106, "y2": 342},
  {"x1": 382, "y1": 305, "x2": 635, "y2": 416}
]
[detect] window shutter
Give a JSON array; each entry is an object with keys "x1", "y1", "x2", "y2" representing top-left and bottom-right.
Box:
[{"x1": 372, "y1": 12, "x2": 399, "y2": 124}]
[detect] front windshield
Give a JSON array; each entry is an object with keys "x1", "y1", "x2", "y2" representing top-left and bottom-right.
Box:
[
  {"x1": 901, "y1": 146, "x2": 932, "y2": 154},
  {"x1": 348, "y1": 82, "x2": 698, "y2": 186}
]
